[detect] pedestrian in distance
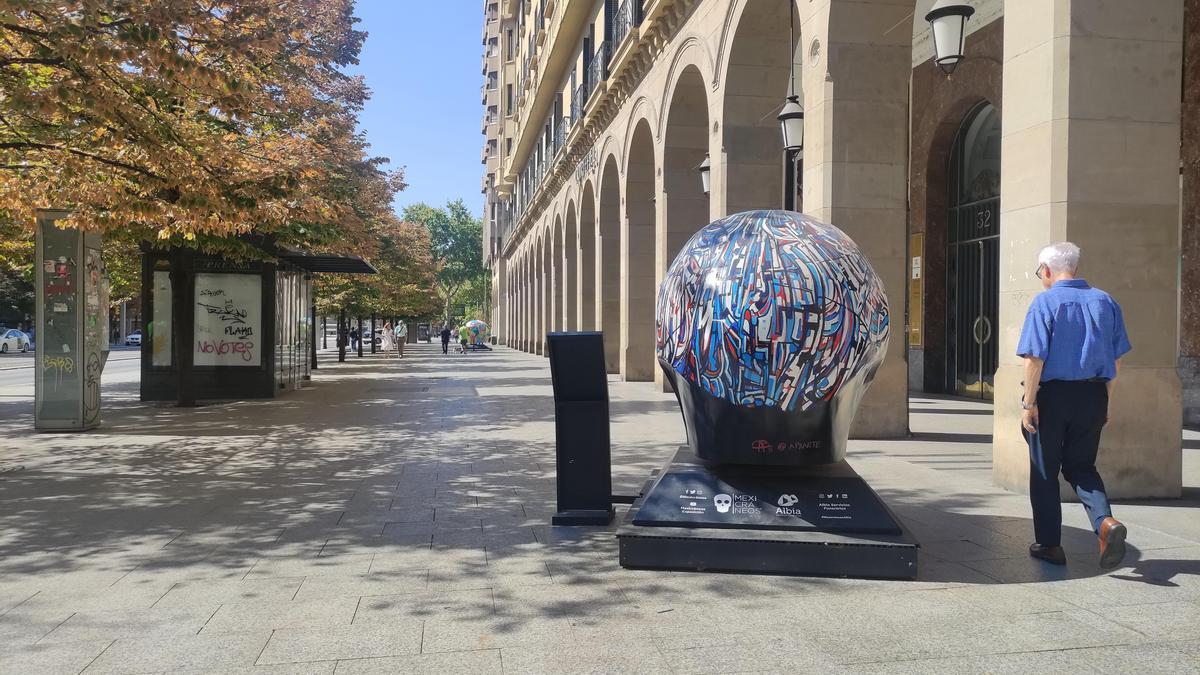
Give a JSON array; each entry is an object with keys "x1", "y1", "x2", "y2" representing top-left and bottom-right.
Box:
[
  {"x1": 380, "y1": 320, "x2": 396, "y2": 358},
  {"x1": 440, "y1": 325, "x2": 452, "y2": 355},
  {"x1": 1018, "y1": 242, "x2": 1130, "y2": 570},
  {"x1": 394, "y1": 320, "x2": 407, "y2": 358},
  {"x1": 349, "y1": 327, "x2": 359, "y2": 351}
]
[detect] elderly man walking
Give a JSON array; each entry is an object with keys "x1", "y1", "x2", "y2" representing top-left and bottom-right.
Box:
[{"x1": 1017, "y1": 242, "x2": 1131, "y2": 569}]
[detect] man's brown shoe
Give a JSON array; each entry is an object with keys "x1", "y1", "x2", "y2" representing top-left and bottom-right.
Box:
[
  {"x1": 1029, "y1": 544, "x2": 1066, "y2": 565},
  {"x1": 1098, "y1": 517, "x2": 1127, "y2": 570}
]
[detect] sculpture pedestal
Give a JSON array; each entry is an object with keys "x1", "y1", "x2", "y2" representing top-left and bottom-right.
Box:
[{"x1": 616, "y1": 448, "x2": 918, "y2": 579}]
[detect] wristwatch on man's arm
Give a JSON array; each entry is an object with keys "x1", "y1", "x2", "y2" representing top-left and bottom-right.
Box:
[{"x1": 1019, "y1": 397, "x2": 1037, "y2": 410}]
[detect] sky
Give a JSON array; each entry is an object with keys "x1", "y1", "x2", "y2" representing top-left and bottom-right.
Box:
[{"x1": 349, "y1": 1, "x2": 485, "y2": 218}]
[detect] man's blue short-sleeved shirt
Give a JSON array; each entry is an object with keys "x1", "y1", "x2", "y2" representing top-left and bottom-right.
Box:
[{"x1": 1016, "y1": 279, "x2": 1131, "y2": 382}]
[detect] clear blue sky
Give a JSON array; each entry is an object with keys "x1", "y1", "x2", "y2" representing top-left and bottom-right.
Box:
[{"x1": 350, "y1": 1, "x2": 484, "y2": 218}]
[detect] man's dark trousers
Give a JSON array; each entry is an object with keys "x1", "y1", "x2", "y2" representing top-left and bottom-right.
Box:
[
  {"x1": 1023, "y1": 379, "x2": 1113, "y2": 546},
  {"x1": 441, "y1": 340, "x2": 449, "y2": 354}
]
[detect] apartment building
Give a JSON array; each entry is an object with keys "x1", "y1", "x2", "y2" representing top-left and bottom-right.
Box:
[{"x1": 479, "y1": 0, "x2": 1192, "y2": 500}]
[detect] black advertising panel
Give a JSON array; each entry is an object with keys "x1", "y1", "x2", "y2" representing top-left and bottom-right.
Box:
[{"x1": 547, "y1": 331, "x2": 612, "y2": 525}]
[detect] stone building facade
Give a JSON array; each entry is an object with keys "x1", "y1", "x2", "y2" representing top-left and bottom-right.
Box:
[{"x1": 479, "y1": 0, "x2": 1189, "y2": 499}]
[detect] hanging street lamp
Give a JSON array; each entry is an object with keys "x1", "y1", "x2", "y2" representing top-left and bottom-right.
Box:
[
  {"x1": 924, "y1": 0, "x2": 976, "y2": 75},
  {"x1": 696, "y1": 153, "x2": 711, "y2": 195},
  {"x1": 778, "y1": 96, "x2": 804, "y2": 151}
]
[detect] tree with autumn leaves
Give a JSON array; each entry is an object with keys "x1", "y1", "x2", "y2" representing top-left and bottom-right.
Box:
[{"x1": 0, "y1": 0, "x2": 399, "y2": 253}]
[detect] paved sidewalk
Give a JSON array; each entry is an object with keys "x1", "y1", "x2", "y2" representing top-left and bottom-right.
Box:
[{"x1": 0, "y1": 343, "x2": 1198, "y2": 673}]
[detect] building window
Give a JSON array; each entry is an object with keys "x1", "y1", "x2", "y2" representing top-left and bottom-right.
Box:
[
  {"x1": 506, "y1": 28, "x2": 515, "y2": 60},
  {"x1": 505, "y1": 85, "x2": 513, "y2": 115}
]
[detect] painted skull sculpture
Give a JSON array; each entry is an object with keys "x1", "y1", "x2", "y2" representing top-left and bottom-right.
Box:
[{"x1": 655, "y1": 210, "x2": 890, "y2": 465}]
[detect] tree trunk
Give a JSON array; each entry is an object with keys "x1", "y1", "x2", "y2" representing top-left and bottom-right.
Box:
[
  {"x1": 309, "y1": 293, "x2": 318, "y2": 373},
  {"x1": 168, "y1": 247, "x2": 197, "y2": 407},
  {"x1": 371, "y1": 313, "x2": 376, "y2": 354},
  {"x1": 338, "y1": 307, "x2": 346, "y2": 362},
  {"x1": 357, "y1": 316, "x2": 363, "y2": 358}
]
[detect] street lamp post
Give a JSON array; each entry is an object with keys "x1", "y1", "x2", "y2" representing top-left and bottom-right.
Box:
[
  {"x1": 924, "y1": 0, "x2": 976, "y2": 75},
  {"x1": 696, "y1": 153, "x2": 710, "y2": 195},
  {"x1": 778, "y1": 0, "x2": 804, "y2": 210}
]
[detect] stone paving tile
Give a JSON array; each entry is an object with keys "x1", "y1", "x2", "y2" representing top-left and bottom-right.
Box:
[
  {"x1": 0, "y1": 604, "x2": 72, "y2": 645},
  {"x1": 201, "y1": 597, "x2": 359, "y2": 634},
  {"x1": 196, "y1": 662, "x2": 337, "y2": 675},
  {"x1": 38, "y1": 604, "x2": 220, "y2": 644},
  {"x1": 256, "y1": 621, "x2": 423, "y2": 665},
  {"x1": 0, "y1": 640, "x2": 112, "y2": 675},
  {"x1": 81, "y1": 631, "x2": 271, "y2": 674},
  {"x1": 419, "y1": 615, "x2": 573, "y2": 653},
  {"x1": 290, "y1": 572, "x2": 429, "y2": 602},
  {"x1": 658, "y1": 633, "x2": 846, "y2": 674},
  {"x1": 958, "y1": 553, "x2": 1117, "y2": 584},
  {"x1": 1039, "y1": 572, "x2": 1200, "y2": 610},
  {"x1": 848, "y1": 649, "x2": 1099, "y2": 674},
  {"x1": 332, "y1": 649, "x2": 501, "y2": 674},
  {"x1": 493, "y1": 582, "x2": 638, "y2": 622},
  {"x1": 153, "y1": 577, "x2": 306, "y2": 609},
  {"x1": 499, "y1": 634, "x2": 672, "y2": 675},
  {"x1": 815, "y1": 609, "x2": 1147, "y2": 665},
  {"x1": 353, "y1": 589, "x2": 496, "y2": 624},
  {"x1": 244, "y1": 554, "x2": 374, "y2": 580},
  {"x1": 18, "y1": 581, "x2": 177, "y2": 615},
  {"x1": 368, "y1": 547, "x2": 486, "y2": 575},
  {"x1": 1096, "y1": 600, "x2": 1200, "y2": 640}
]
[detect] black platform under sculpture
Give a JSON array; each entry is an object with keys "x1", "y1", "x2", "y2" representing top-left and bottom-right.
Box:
[{"x1": 616, "y1": 210, "x2": 917, "y2": 578}]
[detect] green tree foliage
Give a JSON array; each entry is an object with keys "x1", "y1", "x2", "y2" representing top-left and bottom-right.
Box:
[{"x1": 401, "y1": 199, "x2": 484, "y2": 324}]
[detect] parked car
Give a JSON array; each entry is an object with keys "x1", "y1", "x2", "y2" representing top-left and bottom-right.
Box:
[
  {"x1": 125, "y1": 330, "x2": 142, "y2": 346},
  {"x1": 0, "y1": 329, "x2": 30, "y2": 353}
]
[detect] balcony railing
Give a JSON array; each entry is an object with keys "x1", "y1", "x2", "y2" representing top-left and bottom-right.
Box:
[
  {"x1": 586, "y1": 40, "x2": 609, "y2": 100},
  {"x1": 553, "y1": 123, "x2": 567, "y2": 157},
  {"x1": 571, "y1": 81, "x2": 585, "y2": 125},
  {"x1": 611, "y1": 0, "x2": 642, "y2": 53}
]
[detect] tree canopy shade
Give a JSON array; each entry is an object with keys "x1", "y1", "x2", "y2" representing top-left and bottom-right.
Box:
[
  {"x1": 0, "y1": 0, "x2": 401, "y2": 254},
  {"x1": 402, "y1": 199, "x2": 484, "y2": 324}
]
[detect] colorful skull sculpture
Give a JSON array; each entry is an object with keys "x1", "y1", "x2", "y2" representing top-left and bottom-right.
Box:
[
  {"x1": 462, "y1": 319, "x2": 490, "y2": 346},
  {"x1": 656, "y1": 210, "x2": 890, "y2": 465}
]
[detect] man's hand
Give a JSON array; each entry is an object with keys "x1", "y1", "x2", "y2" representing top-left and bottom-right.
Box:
[{"x1": 1021, "y1": 406, "x2": 1039, "y2": 434}]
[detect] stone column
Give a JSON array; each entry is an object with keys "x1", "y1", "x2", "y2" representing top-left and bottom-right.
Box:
[
  {"x1": 540, "y1": 246, "x2": 549, "y2": 353},
  {"x1": 799, "y1": 0, "x2": 911, "y2": 438},
  {"x1": 565, "y1": 225, "x2": 578, "y2": 332},
  {"x1": 994, "y1": 0, "x2": 1183, "y2": 498},
  {"x1": 1180, "y1": 0, "x2": 1200, "y2": 425},
  {"x1": 520, "y1": 259, "x2": 529, "y2": 351},
  {"x1": 622, "y1": 158, "x2": 658, "y2": 382},
  {"x1": 579, "y1": 205, "x2": 597, "y2": 330},
  {"x1": 494, "y1": 257, "x2": 506, "y2": 345}
]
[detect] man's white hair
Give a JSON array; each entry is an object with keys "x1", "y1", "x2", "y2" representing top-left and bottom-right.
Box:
[{"x1": 1038, "y1": 242, "x2": 1081, "y2": 275}]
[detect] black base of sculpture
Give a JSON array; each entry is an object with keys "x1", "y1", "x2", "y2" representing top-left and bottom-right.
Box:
[
  {"x1": 552, "y1": 508, "x2": 614, "y2": 526},
  {"x1": 616, "y1": 448, "x2": 918, "y2": 579}
]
